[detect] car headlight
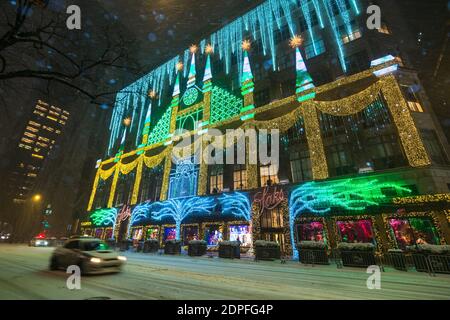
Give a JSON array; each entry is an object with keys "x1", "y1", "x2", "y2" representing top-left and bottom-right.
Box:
[
  {"x1": 90, "y1": 257, "x2": 102, "y2": 263},
  {"x1": 117, "y1": 256, "x2": 127, "y2": 261},
  {"x1": 43, "y1": 241, "x2": 48, "y2": 246}
]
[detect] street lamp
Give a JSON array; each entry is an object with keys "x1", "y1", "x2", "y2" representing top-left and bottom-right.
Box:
[{"x1": 33, "y1": 194, "x2": 42, "y2": 202}]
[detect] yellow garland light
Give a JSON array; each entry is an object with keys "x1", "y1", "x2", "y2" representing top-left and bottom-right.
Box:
[
  {"x1": 301, "y1": 105, "x2": 329, "y2": 180},
  {"x1": 393, "y1": 193, "x2": 450, "y2": 205}
]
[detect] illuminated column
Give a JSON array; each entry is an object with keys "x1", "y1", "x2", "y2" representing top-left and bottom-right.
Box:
[
  {"x1": 107, "y1": 165, "x2": 120, "y2": 208},
  {"x1": 302, "y1": 102, "x2": 329, "y2": 180},
  {"x1": 240, "y1": 41, "x2": 255, "y2": 121},
  {"x1": 381, "y1": 76, "x2": 431, "y2": 167},
  {"x1": 198, "y1": 47, "x2": 214, "y2": 196},
  {"x1": 159, "y1": 146, "x2": 173, "y2": 201},
  {"x1": 130, "y1": 156, "x2": 143, "y2": 205}
]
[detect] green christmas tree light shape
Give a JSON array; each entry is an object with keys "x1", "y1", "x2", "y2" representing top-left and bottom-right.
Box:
[
  {"x1": 288, "y1": 178, "x2": 411, "y2": 258},
  {"x1": 149, "y1": 196, "x2": 216, "y2": 240}
]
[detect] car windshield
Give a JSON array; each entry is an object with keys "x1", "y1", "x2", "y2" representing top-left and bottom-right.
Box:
[{"x1": 82, "y1": 241, "x2": 110, "y2": 251}]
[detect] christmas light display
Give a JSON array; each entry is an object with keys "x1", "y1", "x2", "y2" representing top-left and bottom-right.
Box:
[
  {"x1": 218, "y1": 192, "x2": 251, "y2": 221},
  {"x1": 288, "y1": 178, "x2": 411, "y2": 257},
  {"x1": 210, "y1": 86, "x2": 243, "y2": 124},
  {"x1": 127, "y1": 202, "x2": 152, "y2": 238},
  {"x1": 90, "y1": 208, "x2": 118, "y2": 228},
  {"x1": 149, "y1": 196, "x2": 217, "y2": 240}
]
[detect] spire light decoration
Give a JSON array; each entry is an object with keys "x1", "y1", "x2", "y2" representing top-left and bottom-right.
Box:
[
  {"x1": 107, "y1": 0, "x2": 363, "y2": 156},
  {"x1": 289, "y1": 35, "x2": 303, "y2": 49}
]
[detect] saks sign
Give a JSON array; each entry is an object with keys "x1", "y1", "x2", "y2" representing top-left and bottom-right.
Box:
[{"x1": 253, "y1": 186, "x2": 286, "y2": 215}]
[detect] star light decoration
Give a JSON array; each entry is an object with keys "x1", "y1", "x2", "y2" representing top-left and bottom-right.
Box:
[
  {"x1": 123, "y1": 117, "x2": 132, "y2": 127},
  {"x1": 205, "y1": 44, "x2": 214, "y2": 55},
  {"x1": 289, "y1": 35, "x2": 303, "y2": 48},
  {"x1": 148, "y1": 89, "x2": 157, "y2": 99},
  {"x1": 176, "y1": 62, "x2": 184, "y2": 72},
  {"x1": 189, "y1": 44, "x2": 198, "y2": 54},
  {"x1": 242, "y1": 39, "x2": 251, "y2": 51}
]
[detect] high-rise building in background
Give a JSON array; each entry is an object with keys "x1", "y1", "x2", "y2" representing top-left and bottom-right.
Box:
[{"x1": 6, "y1": 100, "x2": 69, "y2": 203}]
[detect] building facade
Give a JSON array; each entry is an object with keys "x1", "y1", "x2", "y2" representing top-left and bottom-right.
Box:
[{"x1": 80, "y1": 0, "x2": 450, "y2": 257}]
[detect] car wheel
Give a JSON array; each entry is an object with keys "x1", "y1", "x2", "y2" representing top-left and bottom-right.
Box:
[{"x1": 49, "y1": 256, "x2": 59, "y2": 271}]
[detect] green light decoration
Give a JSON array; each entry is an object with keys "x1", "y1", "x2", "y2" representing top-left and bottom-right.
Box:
[
  {"x1": 288, "y1": 178, "x2": 411, "y2": 258},
  {"x1": 147, "y1": 105, "x2": 172, "y2": 146},
  {"x1": 295, "y1": 48, "x2": 315, "y2": 101},
  {"x1": 182, "y1": 87, "x2": 199, "y2": 106},
  {"x1": 210, "y1": 86, "x2": 243, "y2": 124},
  {"x1": 90, "y1": 208, "x2": 118, "y2": 228},
  {"x1": 241, "y1": 51, "x2": 254, "y2": 84},
  {"x1": 187, "y1": 52, "x2": 197, "y2": 88},
  {"x1": 203, "y1": 55, "x2": 212, "y2": 85}
]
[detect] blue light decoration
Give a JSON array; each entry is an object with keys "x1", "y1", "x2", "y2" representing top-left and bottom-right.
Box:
[
  {"x1": 127, "y1": 202, "x2": 152, "y2": 239},
  {"x1": 218, "y1": 192, "x2": 251, "y2": 221},
  {"x1": 322, "y1": 0, "x2": 347, "y2": 73},
  {"x1": 370, "y1": 55, "x2": 395, "y2": 67},
  {"x1": 373, "y1": 64, "x2": 399, "y2": 77},
  {"x1": 168, "y1": 156, "x2": 199, "y2": 199},
  {"x1": 288, "y1": 178, "x2": 411, "y2": 258},
  {"x1": 149, "y1": 196, "x2": 216, "y2": 240}
]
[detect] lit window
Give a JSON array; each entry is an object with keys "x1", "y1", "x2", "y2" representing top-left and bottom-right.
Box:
[
  {"x1": 27, "y1": 173, "x2": 37, "y2": 178},
  {"x1": 19, "y1": 143, "x2": 32, "y2": 150},
  {"x1": 304, "y1": 39, "x2": 326, "y2": 59},
  {"x1": 51, "y1": 106, "x2": 62, "y2": 112},
  {"x1": 55, "y1": 130, "x2": 61, "y2": 134},
  {"x1": 209, "y1": 166, "x2": 223, "y2": 194},
  {"x1": 46, "y1": 116, "x2": 58, "y2": 122},
  {"x1": 29, "y1": 121, "x2": 41, "y2": 127},
  {"x1": 59, "y1": 120, "x2": 66, "y2": 125},
  {"x1": 260, "y1": 163, "x2": 279, "y2": 186},
  {"x1": 378, "y1": 22, "x2": 391, "y2": 35},
  {"x1": 32, "y1": 154, "x2": 44, "y2": 159},
  {"x1": 43, "y1": 126, "x2": 54, "y2": 132},
  {"x1": 26, "y1": 126, "x2": 39, "y2": 133},
  {"x1": 61, "y1": 115, "x2": 68, "y2": 120},
  {"x1": 38, "y1": 136, "x2": 50, "y2": 142},
  {"x1": 36, "y1": 142, "x2": 48, "y2": 148},
  {"x1": 35, "y1": 105, "x2": 47, "y2": 112},
  {"x1": 63, "y1": 110, "x2": 70, "y2": 115},
  {"x1": 24, "y1": 132, "x2": 36, "y2": 139},
  {"x1": 401, "y1": 85, "x2": 424, "y2": 112},
  {"x1": 49, "y1": 110, "x2": 60, "y2": 117},
  {"x1": 33, "y1": 110, "x2": 45, "y2": 117},
  {"x1": 233, "y1": 165, "x2": 247, "y2": 190},
  {"x1": 21, "y1": 137, "x2": 34, "y2": 144},
  {"x1": 340, "y1": 21, "x2": 362, "y2": 44}
]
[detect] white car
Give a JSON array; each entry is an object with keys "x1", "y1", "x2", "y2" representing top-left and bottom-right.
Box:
[{"x1": 49, "y1": 237, "x2": 126, "y2": 275}]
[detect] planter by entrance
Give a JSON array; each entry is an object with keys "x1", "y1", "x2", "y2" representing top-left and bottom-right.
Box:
[
  {"x1": 297, "y1": 241, "x2": 329, "y2": 265},
  {"x1": 254, "y1": 240, "x2": 280, "y2": 261},
  {"x1": 407, "y1": 245, "x2": 450, "y2": 274},
  {"x1": 218, "y1": 241, "x2": 240, "y2": 259},
  {"x1": 135, "y1": 240, "x2": 144, "y2": 252},
  {"x1": 164, "y1": 240, "x2": 181, "y2": 255},
  {"x1": 188, "y1": 240, "x2": 207, "y2": 256},
  {"x1": 338, "y1": 243, "x2": 376, "y2": 268},
  {"x1": 387, "y1": 249, "x2": 407, "y2": 271},
  {"x1": 143, "y1": 239, "x2": 159, "y2": 253}
]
